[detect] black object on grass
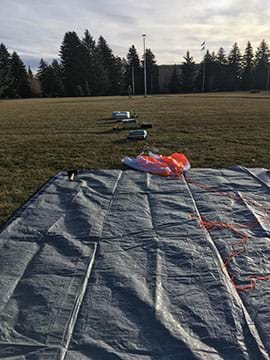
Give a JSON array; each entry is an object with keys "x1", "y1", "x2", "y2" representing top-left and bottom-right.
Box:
[{"x1": 140, "y1": 123, "x2": 153, "y2": 129}]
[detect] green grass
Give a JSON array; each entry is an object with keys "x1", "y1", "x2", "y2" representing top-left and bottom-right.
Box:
[{"x1": 0, "y1": 92, "x2": 270, "y2": 225}]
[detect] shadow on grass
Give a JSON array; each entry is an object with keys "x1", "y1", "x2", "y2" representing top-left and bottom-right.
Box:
[
  {"x1": 113, "y1": 138, "x2": 129, "y2": 145},
  {"x1": 113, "y1": 138, "x2": 148, "y2": 145},
  {"x1": 92, "y1": 129, "x2": 115, "y2": 135},
  {"x1": 96, "y1": 122, "x2": 116, "y2": 127},
  {"x1": 97, "y1": 117, "x2": 116, "y2": 123}
]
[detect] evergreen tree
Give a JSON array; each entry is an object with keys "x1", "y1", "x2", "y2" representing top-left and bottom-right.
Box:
[
  {"x1": 51, "y1": 59, "x2": 65, "y2": 96},
  {"x1": 144, "y1": 49, "x2": 159, "y2": 94},
  {"x1": 125, "y1": 45, "x2": 142, "y2": 95},
  {"x1": 120, "y1": 57, "x2": 128, "y2": 95},
  {"x1": 10, "y1": 51, "x2": 31, "y2": 98},
  {"x1": 37, "y1": 59, "x2": 50, "y2": 97},
  {"x1": 28, "y1": 66, "x2": 33, "y2": 79},
  {"x1": 95, "y1": 36, "x2": 112, "y2": 95},
  {"x1": 110, "y1": 55, "x2": 123, "y2": 95},
  {"x1": 181, "y1": 50, "x2": 196, "y2": 92},
  {"x1": 82, "y1": 29, "x2": 97, "y2": 95},
  {"x1": 37, "y1": 58, "x2": 48, "y2": 78},
  {"x1": 209, "y1": 51, "x2": 219, "y2": 91},
  {"x1": 60, "y1": 31, "x2": 89, "y2": 96},
  {"x1": 169, "y1": 65, "x2": 180, "y2": 93},
  {"x1": 97, "y1": 36, "x2": 123, "y2": 95},
  {"x1": 215, "y1": 48, "x2": 229, "y2": 91},
  {"x1": 0, "y1": 43, "x2": 13, "y2": 98},
  {"x1": 216, "y1": 47, "x2": 227, "y2": 65},
  {"x1": 82, "y1": 29, "x2": 96, "y2": 57},
  {"x1": 28, "y1": 66, "x2": 35, "y2": 97},
  {"x1": 228, "y1": 43, "x2": 242, "y2": 90},
  {"x1": 38, "y1": 59, "x2": 64, "y2": 97},
  {"x1": 254, "y1": 39, "x2": 270, "y2": 90},
  {"x1": 242, "y1": 41, "x2": 254, "y2": 90}
]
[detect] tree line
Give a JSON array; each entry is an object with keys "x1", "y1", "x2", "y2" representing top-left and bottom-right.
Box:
[
  {"x1": 0, "y1": 44, "x2": 32, "y2": 98},
  {"x1": 0, "y1": 31, "x2": 270, "y2": 98},
  {"x1": 0, "y1": 30, "x2": 158, "y2": 98},
  {"x1": 171, "y1": 40, "x2": 270, "y2": 93}
]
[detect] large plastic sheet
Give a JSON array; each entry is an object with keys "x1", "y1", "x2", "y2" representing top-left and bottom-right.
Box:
[{"x1": 0, "y1": 167, "x2": 269, "y2": 360}]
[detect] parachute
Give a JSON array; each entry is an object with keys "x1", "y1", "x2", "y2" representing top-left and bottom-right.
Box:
[{"x1": 123, "y1": 152, "x2": 190, "y2": 178}]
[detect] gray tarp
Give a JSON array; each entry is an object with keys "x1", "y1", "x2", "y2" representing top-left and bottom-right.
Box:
[{"x1": 0, "y1": 167, "x2": 269, "y2": 360}]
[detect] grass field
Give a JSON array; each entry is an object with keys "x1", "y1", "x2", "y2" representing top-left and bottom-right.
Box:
[{"x1": 0, "y1": 92, "x2": 270, "y2": 225}]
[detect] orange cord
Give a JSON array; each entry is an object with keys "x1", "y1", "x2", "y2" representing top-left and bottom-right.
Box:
[{"x1": 186, "y1": 176, "x2": 270, "y2": 292}]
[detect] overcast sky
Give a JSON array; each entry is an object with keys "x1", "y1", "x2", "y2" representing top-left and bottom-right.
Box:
[{"x1": 1, "y1": 0, "x2": 270, "y2": 70}]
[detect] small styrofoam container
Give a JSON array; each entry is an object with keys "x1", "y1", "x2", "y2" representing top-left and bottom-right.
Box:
[
  {"x1": 112, "y1": 111, "x2": 130, "y2": 120},
  {"x1": 127, "y1": 129, "x2": 147, "y2": 140}
]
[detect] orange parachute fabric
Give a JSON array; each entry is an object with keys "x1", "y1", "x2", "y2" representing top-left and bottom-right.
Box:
[{"x1": 123, "y1": 152, "x2": 190, "y2": 177}]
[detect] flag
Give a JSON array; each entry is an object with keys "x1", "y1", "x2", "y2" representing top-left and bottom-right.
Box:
[{"x1": 201, "y1": 41, "x2": 206, "y2": 51}]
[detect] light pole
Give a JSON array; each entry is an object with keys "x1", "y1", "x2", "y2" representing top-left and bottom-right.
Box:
[{"x1": 142, "y1": 34, "x2": 147, "y2": 97}]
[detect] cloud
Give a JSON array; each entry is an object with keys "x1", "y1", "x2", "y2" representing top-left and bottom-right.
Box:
[{"x1": 1, "y1": 0, "x2": 270, "y2": 69}]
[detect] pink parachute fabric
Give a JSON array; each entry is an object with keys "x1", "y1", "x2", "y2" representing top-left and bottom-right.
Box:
[{"x1": 123, "y1": 152, "x2": 191, "y2": 178}]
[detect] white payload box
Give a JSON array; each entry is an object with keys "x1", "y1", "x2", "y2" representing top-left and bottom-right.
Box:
[{"x1": 112, "y1": 111, "x2": 130, "y2": 120}]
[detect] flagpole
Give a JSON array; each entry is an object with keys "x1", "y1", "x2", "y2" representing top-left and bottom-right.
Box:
[
  {"x1": 201, "y1": 41, "x2": 206, "y2": 93},
  {"x1": 202, "y1": 59, "x2": 206, "y2": 93}
]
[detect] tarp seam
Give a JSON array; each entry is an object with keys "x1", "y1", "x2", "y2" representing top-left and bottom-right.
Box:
[
  {"x1": 241, "y1": 167, "x2": 270, "y2": 192},
  {"x1": 59, "y1": 172, "x2": 122, "y2": 359},
  {"x1": 97, "y1": 170, "x2": 123, "y2": 239},
  {"x1": 183, "y1": 173, "x2": 269, "y2": 359},
  {"x1": 59, "y1": 242, "x2": 98, "y2": 360}
]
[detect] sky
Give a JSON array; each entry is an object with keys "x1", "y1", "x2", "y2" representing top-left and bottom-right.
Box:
[{"x1": 1, "y1": 0, "x2": 270, "y2": 70}]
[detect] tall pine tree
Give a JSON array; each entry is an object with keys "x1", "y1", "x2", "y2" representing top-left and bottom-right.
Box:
[
  {"x1": 125, "y1": 45, "x2": 142, "y2": 95},
  {"x1": 242, "y1": 41, "x2": 254, "y2": 90},
  {"x1": 215, "y1": 47, "x2": 229, "y2": 91},
  {"x1": 10, "y1": 51, "x2": 31, "y2": 98},
  {"x1": 38, "y1": 59, "x2": 64, "y2": 97},
  {"x1": 82, "y1": 29, "x2": 98, "y2": 95},
  {"x1": 51, "y1": 59, "x2": 65, "y2": 96},
  {"x1": 110, "y1": 55, "x2": 123, "y2": 95},
  {"x1": 37, "y1": 59, "x2": 50, "y2": 97},
  {"x1": 254, "y1": 40, "x2": 270, "y2": 90},
  {"x1": 0, "y1": 43, "x2": 13, "y2": 98},
  {"x1": 181, "y1": 50, "x2": 196, "y2": 92},
  {"x1": 228, "y1": 43, "x2": 242, "y2": 90},
  {"x1": 97, "y1": 36, "x2": 121, "y2": 95},
  {"x1": 145, "y1": 49, "x2": 159, "y2": 94},
  {"x1": 60, "y1": 31, "x2": 89, "y2": 96}
]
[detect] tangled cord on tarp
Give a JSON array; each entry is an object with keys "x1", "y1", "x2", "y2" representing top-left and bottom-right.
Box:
[
  {"x1": 193, "y1": 216, "x2": 270, "y2": 291},
  {"x1": 186, "y1": 175, "x2": 270, "y2": 292},
  {"x1": 123, "y1": 151, "x2": 270, "y2": 292}
]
